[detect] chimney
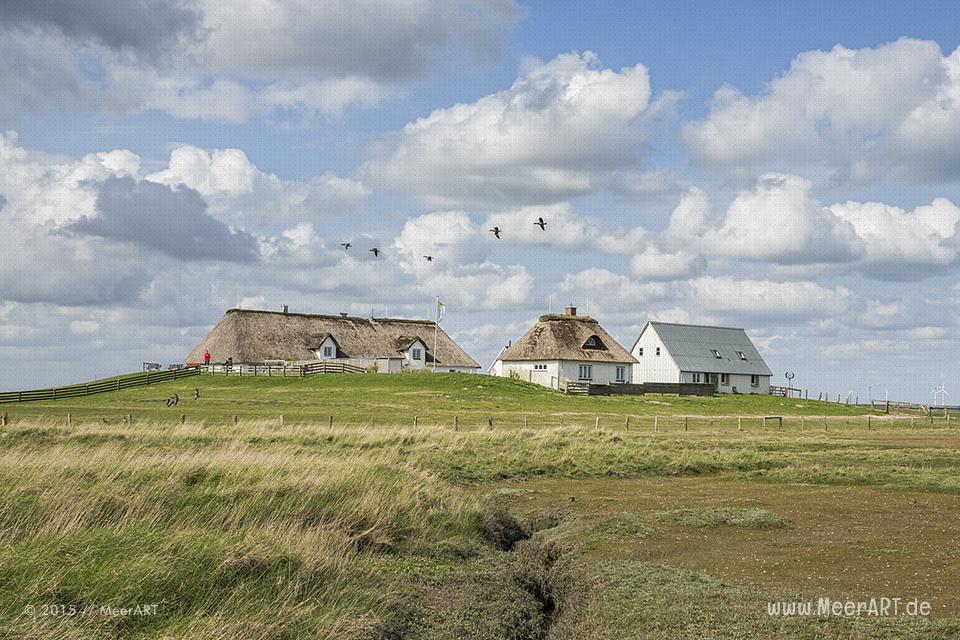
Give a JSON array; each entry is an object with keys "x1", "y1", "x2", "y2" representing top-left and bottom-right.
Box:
[
  {"x1": 564, "y1": 305, "x2": 577, "y2": 317},
  {"x1": 282, "y1": 304, "x2": 289, "y2": 314}
]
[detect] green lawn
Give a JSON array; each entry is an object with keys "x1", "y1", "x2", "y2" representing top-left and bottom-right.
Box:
[
  {"x1": 2, "y1": 374, "x2": 957, "y2": 639},
  {"x1": 5, "y1": 371, "x2": 883, "y2": 429}
]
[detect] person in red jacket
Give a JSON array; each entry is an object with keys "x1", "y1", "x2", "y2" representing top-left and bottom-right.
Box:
[{"x1": 203, "y1": 351, "x2": 211, "y2": 366}]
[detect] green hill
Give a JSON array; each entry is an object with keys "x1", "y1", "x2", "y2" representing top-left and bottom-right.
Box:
[{"x1": 6, "y1": 372, "x2": 872, "y2": 428}]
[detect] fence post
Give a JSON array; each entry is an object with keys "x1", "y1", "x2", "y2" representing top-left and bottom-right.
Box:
[
  {"x1": 523, "y1": 416, "x2": 528, "y2": 429},
  {"x1": 738, "y1": 416, "x2": 742, "y2": 432},
  {"x1": 233, "y1": 415, "x2": 239, "y2": 426},
  {"x1": 328, "y1": 415, "x2": 333, "y2": 430},
  {"x1": 127, "y1": 414, "x2": 132, "y2": 424},
  {"x1": 180, "y1": 414, "x2": 186, "y2": 425},
  {"x1": 654, "y1": 416, "x2": 659, "y2": 432},
  {"x1": 624, "y1": 416, "x2": 630, "y2": 431},
  {"x1": 53, "y1": 388, "x2": 57, "y2": 400},
  {"x1": 279, "y1": 415, "x2": 284, "y2": 428},
  {"x1": 801, "y1": 416, "x2": 805, "y2": 429},
  {"x1": 488, "y1": 416, "x2": 493, "y2": 430},
  {"x1": 454, "y1": 415, "x2": 459, "y2": 432},
  {"x1": 67, "y1": 413, "x2": 71, "y2": 429},
  {"x1": 595, "y1": 416, "x2": 600, "y2": 432},
  {"x1": 867, "y1": 415, "x2": 871, "y2": 430},
  {"x1": 414, "y1": 416, "x2": 419, "y2": 429},
  {"x1": 117, "y1": 379, "x2": 121, "y2": 391},
  {"x1": 684, "y1": 416, "x2": 688, "y2": 431},
  {"x1": 85, "y1": 385, "x2": 90, "y2": 396},
  {"x1": 559, "y1": 415, "x2": 564, "y2": 427},
  {"x1": 0, "y1": 412, "x2": 6, "y2": 427}
]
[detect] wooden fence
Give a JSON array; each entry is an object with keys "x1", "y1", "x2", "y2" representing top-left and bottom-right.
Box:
[
  {"x1": 0, "y1": 366, "x2": 200, "y2": 404},
  {"x1": 200, "y1": 361, "x2": 367, "y2": 377},
  {"x1": 565, "y1": 381, "x2": 716, "y2": 396}
]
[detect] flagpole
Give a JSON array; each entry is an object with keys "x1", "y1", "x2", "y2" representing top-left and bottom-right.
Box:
[{"x1": 433, "y1": 296, "x2": 439, "y2": 372}]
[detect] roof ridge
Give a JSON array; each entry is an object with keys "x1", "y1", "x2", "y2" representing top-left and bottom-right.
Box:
[
  {"x1": 651, "y1": 320, "x2": 746, "y2": 331},
  {"x1": 226, "y1": 308, "x2": 435, "y2": 324}
]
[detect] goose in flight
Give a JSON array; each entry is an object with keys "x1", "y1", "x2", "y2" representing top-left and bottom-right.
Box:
[
  {"x1": 369, "y1": 247, "x2": 380, "y2": 257},
  {"x1": 423, "y1": 255, "x2": 433, "y2": 262},
  {"x1": 340, "y1": 242, "x2": 352, "y2": 250},
  {"x1": 534, "y1": 217, "x2": 546, "y2": 230},
  {"x1": 490, "y1": 226, "x2": 502, "y2": 239}
]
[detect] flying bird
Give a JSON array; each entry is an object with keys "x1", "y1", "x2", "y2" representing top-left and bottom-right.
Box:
[
  {"x1": 369, "y1": 247, "x2": 380, "y2": 257},
  {"x1": 490, "y1": 226, "x2": 502, "y2": 239},
  {"x1": 423, "y1": 255, "x2": 433, "y2": 262},
  {"x1": 340, "y1": 242, "x2": 352, "y2": 250},
  {"x1": 534, "y1": 217, "x2": 547, "y2": 230}
]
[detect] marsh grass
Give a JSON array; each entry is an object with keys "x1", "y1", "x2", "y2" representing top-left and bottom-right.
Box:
[{"x1": 2, "y1": 406, "x2": 959, "y2": 638}]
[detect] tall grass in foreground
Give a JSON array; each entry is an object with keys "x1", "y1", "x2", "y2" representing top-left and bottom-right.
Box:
[
  {"x1": 0, "y1": 427, "x2": 507, "y2": 639},
  {"x1": 2, "y1": 418, "x2": 959, "y2": 638}
]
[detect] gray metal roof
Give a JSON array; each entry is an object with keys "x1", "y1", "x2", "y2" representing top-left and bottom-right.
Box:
[{"x1": 643, "y1": 321, "x2": 772, "y2": 376}]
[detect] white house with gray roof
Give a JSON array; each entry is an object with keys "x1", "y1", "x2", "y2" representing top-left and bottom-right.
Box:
[{"x1": 630, "y1": 321, "x2": 772, "y2": 394}]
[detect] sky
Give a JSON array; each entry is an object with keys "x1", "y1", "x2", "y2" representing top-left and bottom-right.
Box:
[{"x1": 2, "y1": 0, "x2": 959, "y2": 401}]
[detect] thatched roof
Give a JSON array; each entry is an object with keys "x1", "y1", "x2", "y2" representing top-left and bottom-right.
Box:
[
  {"x1": 498, "y1": 314, "x2": 637, "y2": 364},
  {"x1": 187, "y1": 309, "x2": 480, "y2": 368}
]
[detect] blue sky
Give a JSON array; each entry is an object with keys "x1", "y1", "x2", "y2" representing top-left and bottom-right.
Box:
[{"x1": 2, "y1": 1, "x2": 960, "y2": 401}]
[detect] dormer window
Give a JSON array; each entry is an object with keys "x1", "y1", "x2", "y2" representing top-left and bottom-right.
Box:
[
  {"x1": 737, "y1": 351, "x2": 747, "y2": 361},
  {"x1": 412, "y1": 348, "x2": 422, "y2": 360},
  {"x1": 711, "y1": 349, "x2": 722, "y2": 359},
  {"x1": 582, "y1": 335, "x2": 606, "y2": 350}
]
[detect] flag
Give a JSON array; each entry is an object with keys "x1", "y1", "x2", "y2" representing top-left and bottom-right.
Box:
[{"x1": 437, "y1": 299, "x2": 445, "y2": 322}]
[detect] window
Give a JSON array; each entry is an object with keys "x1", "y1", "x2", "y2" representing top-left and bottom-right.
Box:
[
  {"x1": 711, "y1": 348, "x2": 722, "y2": 359},
  {"x1": 637, "y1": 347, "x2": 643, "y2": 357},
  {"x1": 534, "y1": 364, "x2": 547, "y2": 371},
  {"x1": 737, "y1": 351, "x2": 747, "y2": 361},
  {"x1": 615, "y1": 366, "x2": 625, "y2": 382},
  {"x1": 323, "y1": 346, "x2": 333, "y2": 357},
  {"x1": 720, "y1": 373, "x2": 729, "y2": 385},
  {"x1": 655, "y1": 347, "x2": 661, "y2": 356},
  {"x1": 578, "y1": 364, "x2": 593, "y2": 380},
  {"x1": 751, "y1": 375, "x2": 759, "y2": 386},
  {"x1": 412, "y1": 348, "x2": 422, "y2": 360},
  {"x1": 582, "y1": 335, "x2": 605, "y2": 350},
  {"x1": 692, "y1": 372, "x2": 701, "y2": 383}
]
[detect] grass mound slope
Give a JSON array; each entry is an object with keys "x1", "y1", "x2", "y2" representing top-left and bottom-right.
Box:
[{"x1": 10, "y1": 372, "x2": 875, "y2": 427}]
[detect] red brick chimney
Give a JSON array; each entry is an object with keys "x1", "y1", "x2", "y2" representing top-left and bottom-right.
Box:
[{"x1": 564, "y1": 305, "x2": 577, "y2": 317}]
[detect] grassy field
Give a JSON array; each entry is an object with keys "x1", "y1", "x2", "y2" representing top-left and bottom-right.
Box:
[
  {"x1": 2, "y1": 374, "x2": 958, "y2": 639},
  {"x1": 5, "y1": 371, "x2": 886, "y2": 428}
]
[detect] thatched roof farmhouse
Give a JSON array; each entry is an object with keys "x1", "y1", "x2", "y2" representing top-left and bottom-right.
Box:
[
  {"x1": 188, "y1": 309, "x2": 480, "y2": 372},
  {"x1": 490, "y1": 306, "x2": 637, "y2": 388}
]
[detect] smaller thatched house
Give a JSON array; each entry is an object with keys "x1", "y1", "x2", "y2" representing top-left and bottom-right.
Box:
[
  {"x1": 187, "y1": 309, "x2": 480, "y2": 373},
  {"x1": 490, "y1": 306, "x2": 637, "y2": 388}
]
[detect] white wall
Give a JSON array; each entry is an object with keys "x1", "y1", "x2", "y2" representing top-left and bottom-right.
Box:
[
  {"x1": 679, "y1": 371, "x2": 770, "y2": 394},
  {"x1": 559, "y1": 360, "x2": 631, "y2": 385},
  {"x1": 631, "y1": 325, "x2": 682, "y2": 383},
  {"x1": 315, "y1": 336, "x2": 338, "y2": 360},
  {"x1": 405, "y1": 339, "x2": 427, "y2": 369},
  {"x1": 497, "y1": 360, "x2": 562, "y2": 387}
]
